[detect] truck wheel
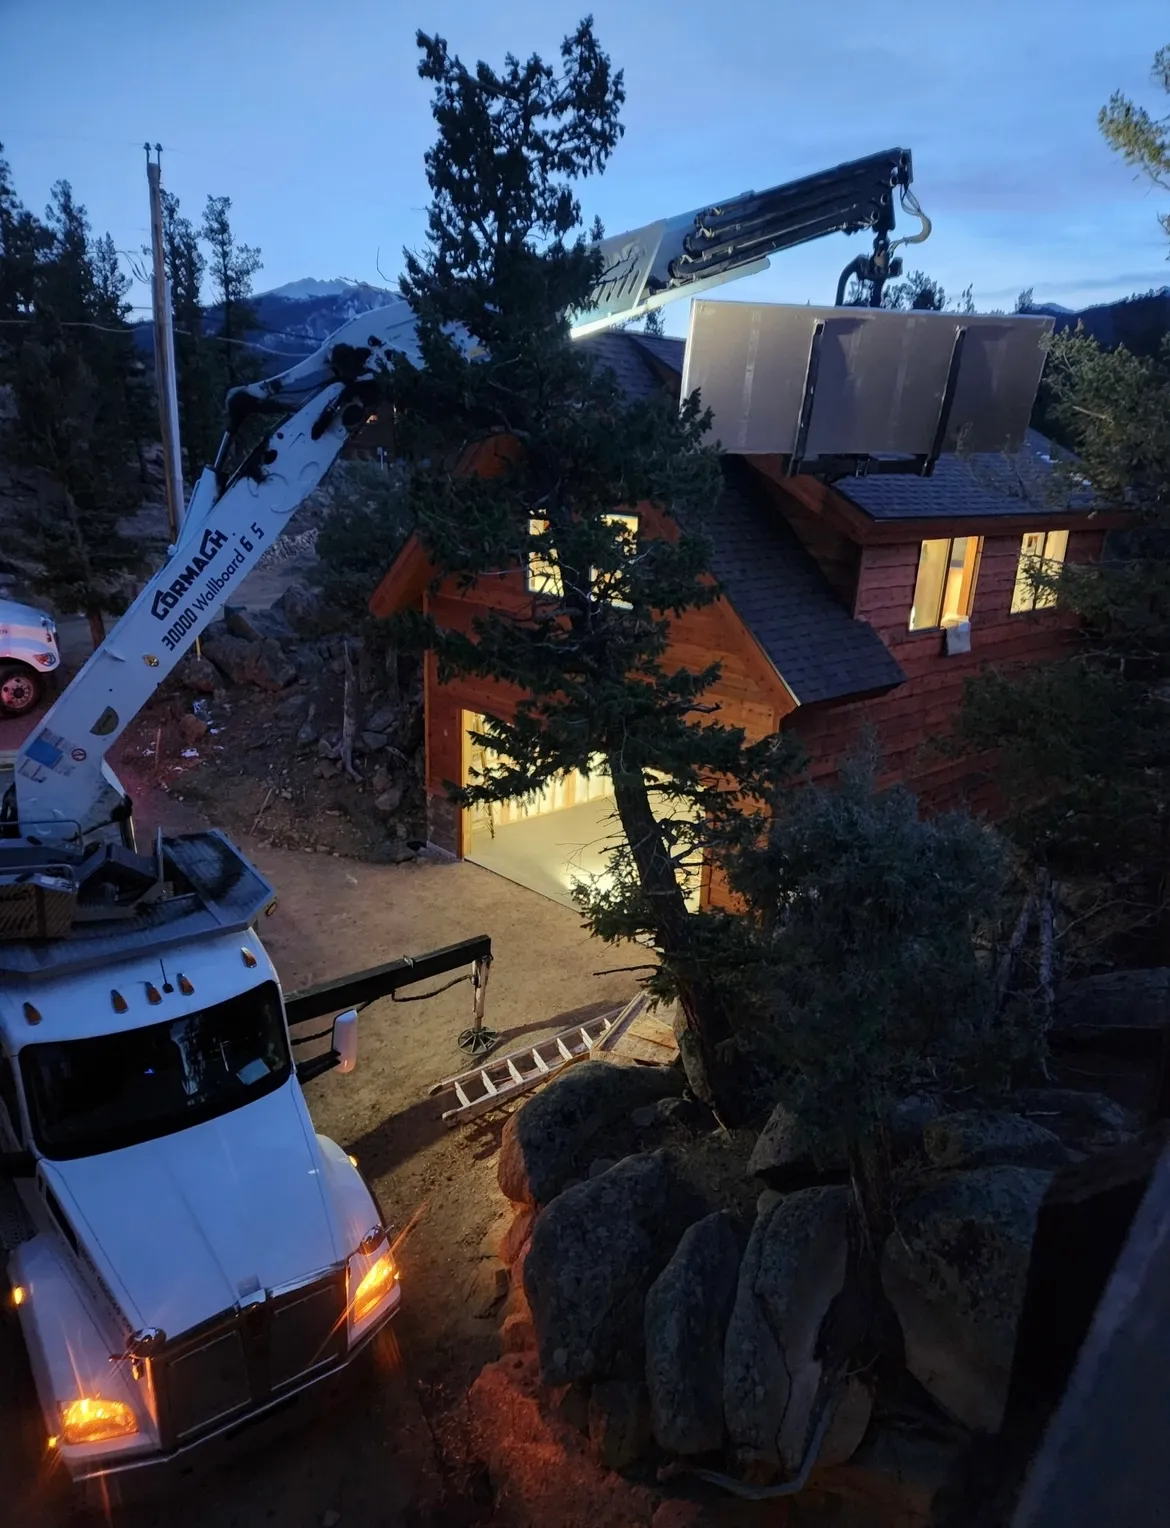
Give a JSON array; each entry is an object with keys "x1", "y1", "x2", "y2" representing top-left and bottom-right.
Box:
[{"x1": 0, "y1": 663, "x2": 44, "y2": 718}]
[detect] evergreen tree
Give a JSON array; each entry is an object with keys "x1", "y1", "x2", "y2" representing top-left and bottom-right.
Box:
[
  {"x1": 160, "y1": 190, "x2": 220, "y2": 474},
  {"x1": 714, "y1": 743, "x2": 1017, "y2": 1234},
  {"x1": 7, "y1": 178, "x2": 143, "y2": 645},
  {"x1": 0, "y1": 144, "x2": 52, "y2": 329},
  {"x1": 315, "y1": 460, "x2": 415, "y2": 640},
  {"x1": 385, "y1": 21, "x2": 759, "y2": 1116},
  {"x1": 200, "y1": 194, "x2": 262, "y2": 387}
]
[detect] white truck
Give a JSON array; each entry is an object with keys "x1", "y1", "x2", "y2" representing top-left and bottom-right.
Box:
[
  {"x1": 0, "y1": 595, "x2": 61, "y2": 717},
  {"x1": 0, "y1": 149, "x2": 929, "y2": 1501}
]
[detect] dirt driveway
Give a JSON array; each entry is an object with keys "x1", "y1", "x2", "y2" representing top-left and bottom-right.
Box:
[{"x1": 0, "y1": 802, "x2": 641, "y2": 1527}]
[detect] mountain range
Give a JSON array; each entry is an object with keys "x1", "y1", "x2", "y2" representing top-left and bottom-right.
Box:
[{"x1": 133, "y1": 277, "x2": 1170, "y2": 372}]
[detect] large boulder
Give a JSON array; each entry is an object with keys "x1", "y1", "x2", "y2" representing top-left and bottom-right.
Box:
[
  {"x1": 174, "y1": 653, "x2": 218, "y2": 694},
  {"x1": 644, "y1": 1210, "x2": 741, "y2": 1455},
  {"x1": 202, "y1": 632, "x2": 297, "y2": 691},
  {"x1": 881, "y1": 1166, "x2": 1053, "y2": 1432},
  {"x1": 274, "y1": 581, "x2": 323, "y2": 635},
  {"x1": 497, "y1": 1060, "x2": 682, "y2": 1208},
  {"x1": 748, "y1": 1102, "x2": 847, "y2": 1190},
  {"x1": 524, "y1": 1149, "x2": 704, "y2": 1385},
  {"x1": 723, "y1": 1185, "x2": 851, "y2": 1473},
  {"x1": 223, "y1": 602, "x2": 297, "y2": 647},
  {"x1": 923, "y1": 1111, "x2": 1071, "y2": 1172}
]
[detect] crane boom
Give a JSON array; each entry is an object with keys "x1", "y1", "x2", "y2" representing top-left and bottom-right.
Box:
[{"x1": 8, "y1": 147, "x2": 926, "y2": 842}]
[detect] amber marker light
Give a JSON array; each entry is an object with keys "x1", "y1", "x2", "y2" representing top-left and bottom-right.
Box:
[
  {"x1": 60, "y1": 1396, "x2": 138, "y2": 1445},
  {"x1": 351, "y1": 1253, "x2": 398, "y2": 1324}
]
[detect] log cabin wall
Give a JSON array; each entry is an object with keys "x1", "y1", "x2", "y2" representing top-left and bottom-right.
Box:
[{"x1": 783, "y1": 526, "x2": 1105, "y2": 815}]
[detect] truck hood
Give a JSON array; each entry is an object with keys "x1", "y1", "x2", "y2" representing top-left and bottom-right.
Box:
[{"x1": 46, "y1": 1083, "x2": 343, "y2": 1339}]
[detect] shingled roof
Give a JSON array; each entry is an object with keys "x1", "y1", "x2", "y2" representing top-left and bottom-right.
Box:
[
  {"x1": 580, "y1": 331, "x2": 905, "y2": 706},
  {"x1": 704, "y1": 462, "x2": 905, "y2": 706},
  {"x1": 575, "y1": 331, "x2": 664, "y2": 401},
  {"x1": 835, "y1": 429, "x2": 1094, "y2": 521}
]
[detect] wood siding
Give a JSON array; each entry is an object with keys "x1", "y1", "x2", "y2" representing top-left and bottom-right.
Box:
[
  {"x1": 784, "y1": 527, "x2": 1105, "y2": 814},
  {"x1": 417, "y1": 501, "x2": 796, "y2": 897}
]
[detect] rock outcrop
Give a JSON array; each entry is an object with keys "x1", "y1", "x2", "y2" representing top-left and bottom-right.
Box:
[
  {"x1": 748, "y1": 1101, "x2": 847, "y2": 1190},
  {"x1": 723, "y1": 1184, "x2": 851, "y2": 1473},
  {"x1": 923, "y1": 1111, "x2": 1070, "y2": 1172},
  {"x1": 498, "y1": 1060, "x2": 682, "y2": 1208},
  {"x1": 644, "y1": 1210, "x2": 741, "y2": 1455},
  {"x1": 881, "y1": 1166, "x2": 1053, "y2": 1432},
  {"x1": 524, "y1": 1149, "x2": 704, "y2": 1386},
  {"x1": 202, "y1": 631, "x2": 298, "y2": 691}
]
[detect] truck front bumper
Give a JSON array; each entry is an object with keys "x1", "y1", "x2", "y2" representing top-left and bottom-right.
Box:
[{"x1": 67, "y1": 1287, "x2": 401, "y2": 1509}]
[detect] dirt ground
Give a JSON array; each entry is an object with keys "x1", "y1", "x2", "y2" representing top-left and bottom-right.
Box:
[{"x1": 0, "y1": 746, "x2": 643, "y2": 1528}]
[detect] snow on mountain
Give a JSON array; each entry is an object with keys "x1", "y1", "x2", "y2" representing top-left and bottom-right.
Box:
[{"x1": 262, "y1": 277, "x2": 357, "y2": 301}]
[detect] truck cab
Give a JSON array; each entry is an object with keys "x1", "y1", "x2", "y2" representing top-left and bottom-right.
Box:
[{"x1": 0, "y1": 832, "x2": 399, "y2": 1502}]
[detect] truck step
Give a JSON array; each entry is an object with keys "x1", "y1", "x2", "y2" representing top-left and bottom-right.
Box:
[{"x1": 430, "y1": 992, "x2": 650, "y2": 1127}]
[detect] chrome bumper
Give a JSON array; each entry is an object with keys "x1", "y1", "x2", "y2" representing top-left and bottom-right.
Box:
[{"x1": 69, "y1": 1289, "x2": 400, "y2": 1508}]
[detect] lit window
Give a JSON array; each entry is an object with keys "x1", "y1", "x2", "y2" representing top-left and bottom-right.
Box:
[
  {"x1": 1011, "y1": 528, "x2": 1068, "y2": 613},
  {"x1": 527, "y1": 518, "x2": 561, "y2": 597},
  {"x1": 527, "y1": 515, "x2": 638, "y2": 607},
  {"x1": 909, "y1": 537, "x2": 982, "y2": 632}
]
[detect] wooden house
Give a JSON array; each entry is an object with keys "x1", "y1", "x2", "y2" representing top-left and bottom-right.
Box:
[{"x1": 369, "y1": 330, "x2": 1113, "y2": 908}]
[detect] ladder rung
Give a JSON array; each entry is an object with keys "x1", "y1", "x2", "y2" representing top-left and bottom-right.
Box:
[
  {"x1": 454, "y1": 1083, "x2": 470, "y2": 1108},
  {"x1": 506, "y1": 1059, "x2": 524, "y2": 1083},
  {"x1": 481, "y1": 1073, "x2": 498, "y2": 1095},
  {"x1": 531, "y1": 1051, "x2": 549, "y2": 1073},
  {"x1": 555, "y1": 1037, "x2": 575, "y2": 1060}
]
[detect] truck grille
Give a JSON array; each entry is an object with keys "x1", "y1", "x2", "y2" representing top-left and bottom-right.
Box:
[{"x1": 155, "y1": 1269, "x2": 347, "y2": 1447}]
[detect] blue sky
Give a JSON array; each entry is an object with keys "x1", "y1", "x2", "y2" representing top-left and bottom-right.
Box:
[{"x1": 3, "y1": 0, "x2": 1169, "y2": 337}]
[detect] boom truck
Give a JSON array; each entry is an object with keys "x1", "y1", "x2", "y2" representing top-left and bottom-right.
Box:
[{"x1": 0, "y1": 148, "x2": 927, "y2": 1501}]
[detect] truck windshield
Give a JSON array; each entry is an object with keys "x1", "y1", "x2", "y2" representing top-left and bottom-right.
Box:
[{"x1": 19, "y1": 982, "x2": 291, "y2": 1159}]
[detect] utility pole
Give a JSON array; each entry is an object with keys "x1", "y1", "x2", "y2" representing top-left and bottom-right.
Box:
[{"x1": 145, "y1": 143, "x2": 185, "y2": 543}]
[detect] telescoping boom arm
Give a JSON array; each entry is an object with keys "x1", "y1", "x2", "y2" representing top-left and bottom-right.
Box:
[{"x1": 10, "y1": 148, "x2": 926, "y2": 840}]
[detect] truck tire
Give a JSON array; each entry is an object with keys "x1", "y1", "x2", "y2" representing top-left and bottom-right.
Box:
[{"x1": 0, "y1": 663, "x2": 44, "y2": 718}]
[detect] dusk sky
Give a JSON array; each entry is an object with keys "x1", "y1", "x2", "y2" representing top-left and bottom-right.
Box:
[{"x1": 3, "y1": 0, "x2": 1169, "y2": 336}]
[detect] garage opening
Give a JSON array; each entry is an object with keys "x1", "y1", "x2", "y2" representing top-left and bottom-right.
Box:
[{"x1": 461, "y1": 711, "x2": 701, "y2": 911}]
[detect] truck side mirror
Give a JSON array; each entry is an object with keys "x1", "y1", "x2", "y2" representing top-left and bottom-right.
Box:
[{"x1": 333, "y1": 1010, "x2": 358, "y2": 1075}]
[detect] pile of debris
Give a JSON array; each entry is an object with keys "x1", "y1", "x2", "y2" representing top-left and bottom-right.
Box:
[{"x1": 116, "y1": 584, "x2": 427, "y2": 861}]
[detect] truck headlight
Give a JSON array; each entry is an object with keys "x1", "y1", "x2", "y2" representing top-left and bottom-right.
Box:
[
  {"x1": 350, "y1": 1251, "x2": 398, "y2": 1325},
  {"x1": 60, "y1": 1396, "x2": 138, "y2": 1445}
]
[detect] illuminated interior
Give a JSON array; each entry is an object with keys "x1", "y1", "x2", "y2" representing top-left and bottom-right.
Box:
[
  {"x1": 909, "y1": 536, "x2": 983, "y2": 631},
  {"x1": 1011, "y1": 528, "x2": 1068, "y2": 613},
  {"x1": 462, "y1": 712, "x2": 701, "y2": 911}
]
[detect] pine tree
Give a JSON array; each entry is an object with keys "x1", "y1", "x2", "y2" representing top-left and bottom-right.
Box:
[
  {"x1": 160, "y1": 190, "x2": 220, "y2": 474},
  {"x1": 200, "y1": 194, "x2": 262, "y2": 387},
  {"x1": 0, "y1": 144, "x2": 52, "y2": 330},
  {"x1": 385, "y1": 21, "x2": 759, "y2": 1116},
  {"x1": 8, "y1": 179, "x2": 143, "y2": 645}
]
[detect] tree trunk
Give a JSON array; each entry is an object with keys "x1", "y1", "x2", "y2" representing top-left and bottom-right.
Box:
[
  {"x1": 340, "y1": 640, "x2": 360, "y2": 781},
  {"x1": 608, "y1": 764, "x2": 742, "y2": 1120},
  {"x1": 384, "y1": 642, "x2": 401, "y2": 709},
  {"x1": 86, "y1": 607, "x2": 106, "y2": 650}
]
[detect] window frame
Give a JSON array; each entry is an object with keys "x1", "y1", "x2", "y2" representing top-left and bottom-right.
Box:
[
  {"x1": 1011, "y1": 528, "x2": 1069, "y2": 614},
  {"x1": 526, "y1": 513, "x2": 639, "y2": 609},
  {"x1": 908, "y1": 535, "x2": 984, "y2": 633}
]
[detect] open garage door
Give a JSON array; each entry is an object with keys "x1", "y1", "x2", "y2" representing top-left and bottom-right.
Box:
[{"x1": 461, "y1": 711, "x2": 701, "y2": 910}]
